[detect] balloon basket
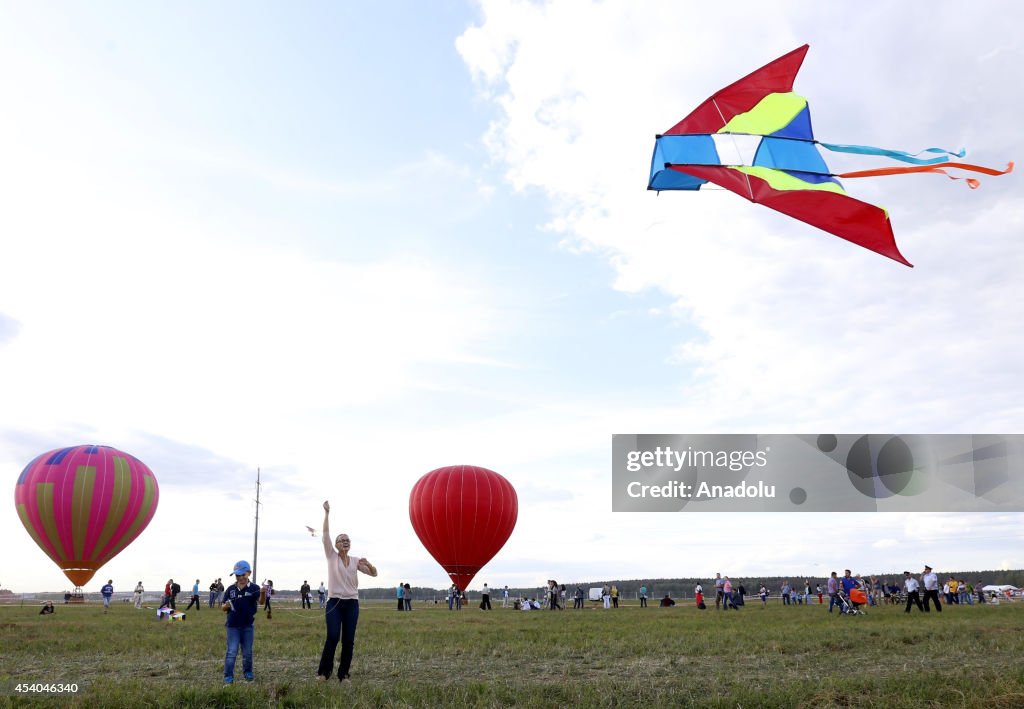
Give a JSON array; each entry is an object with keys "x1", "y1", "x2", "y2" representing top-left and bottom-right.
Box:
[{"x1": 69, "y1": 588, "x2": 85, "y2": 604}]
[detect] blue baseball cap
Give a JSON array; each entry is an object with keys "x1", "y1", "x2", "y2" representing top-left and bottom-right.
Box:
[{"x1": 232, "y1": 560, "x2": 251, "y2": 576}]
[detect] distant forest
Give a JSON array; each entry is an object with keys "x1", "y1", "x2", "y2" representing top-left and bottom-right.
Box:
[
  {"x1": 358, "y1": 569, "x2": 1024, "y2": 600},
  {"x1": 6, "y1": 569, "x2": 1020, "y2": 600}
]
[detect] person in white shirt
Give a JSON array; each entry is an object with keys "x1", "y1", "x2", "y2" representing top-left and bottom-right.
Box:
[
  {"x1": 921, "y1": 565, "x2": 942, "y2": 613},
  {"x1": 903, "y1": 571, "x2": 923, "y2": 612},
  {"x1": 316, "y1": 500, "x2": 378, "y2": 682}
]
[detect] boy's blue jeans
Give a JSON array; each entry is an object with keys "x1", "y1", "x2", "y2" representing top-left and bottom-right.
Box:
[{"x1": 225, "y1": 625, "x2": 254, "y2": 680}]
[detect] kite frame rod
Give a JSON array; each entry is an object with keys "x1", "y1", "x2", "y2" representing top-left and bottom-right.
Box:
[
  {"x1": 711, "y1": 99, "x2": 754, "y2": 200},
  {"x1": 664, "y1": 162, "x2": 840, "y2": 178},
  {"x1": 655, "y1": 131, "x2": 829, "y2": 144},
  {"x1": 661, "y1": 131, "x2": 966, "y2": 164}
]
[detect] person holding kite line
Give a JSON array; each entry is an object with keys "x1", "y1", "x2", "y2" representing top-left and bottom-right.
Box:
[
  {"x1": 222, "y1": 560, "x2": 260, "y2": 684},
  {"x1": 317, "y1": 500, "x2": 378, "y2": 683}
]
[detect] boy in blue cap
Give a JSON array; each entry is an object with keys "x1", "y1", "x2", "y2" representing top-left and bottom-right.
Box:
[{"x1": 221, "y1": 560, "x2": 260, "y2": 684}]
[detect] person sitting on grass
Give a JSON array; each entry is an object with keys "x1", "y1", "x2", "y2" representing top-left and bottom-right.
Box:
[
  {"x1": 39, "y1": 601, "x2": 55, "y2": 615},
  {"x1": 659, "y1": 594, "x2": 675, "y2": 607}
]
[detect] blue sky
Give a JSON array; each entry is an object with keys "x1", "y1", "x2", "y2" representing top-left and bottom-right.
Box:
[{"x1": 2, "y1": 1, "x2": 1023, "y2": 594}]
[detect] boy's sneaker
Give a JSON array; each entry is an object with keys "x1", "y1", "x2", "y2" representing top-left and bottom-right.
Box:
[
  {"x1": 224, "y1": 677, "x2": 234, "y2": 685},
  {"x1": 244, "y1": 673, "x2": 254, "y2": 682}
]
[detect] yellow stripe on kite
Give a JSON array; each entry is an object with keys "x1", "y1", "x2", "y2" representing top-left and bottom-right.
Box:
[
  {"x1": 732, "y1": 166, "x2": 847, "y2": 195},
  {"x1": 719, "y1": 92, "x2": 807, "y2": 136}
]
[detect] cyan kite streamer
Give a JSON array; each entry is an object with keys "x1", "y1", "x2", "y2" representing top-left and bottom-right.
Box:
[{"x1": 820, "y1": 142, "x2": 965, "y2": 165}]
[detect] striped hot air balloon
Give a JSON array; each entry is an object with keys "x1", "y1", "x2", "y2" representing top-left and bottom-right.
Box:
[{"x1": 14, "y1": 445, "x2": 159, "y2": 588}]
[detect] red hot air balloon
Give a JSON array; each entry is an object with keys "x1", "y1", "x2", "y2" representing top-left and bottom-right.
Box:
[
  {"x1": 14, "y1": 445, "x2": 160, "y2": 588},
  {"x1": 409, "y1": 465, "x2": 517, "y2": 591}
]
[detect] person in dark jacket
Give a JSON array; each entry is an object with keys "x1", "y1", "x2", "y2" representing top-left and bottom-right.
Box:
[{"x1": 222, "y1": 560, "x2": 260, "y2": 684}]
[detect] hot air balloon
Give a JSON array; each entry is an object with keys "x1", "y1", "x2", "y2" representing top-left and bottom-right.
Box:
[
  {"x1": 14, "y1": 445, "x2": 159, "y2": 590},
  {"x1": 408, "y1": 465, "x2": 517, "y2": 591}
]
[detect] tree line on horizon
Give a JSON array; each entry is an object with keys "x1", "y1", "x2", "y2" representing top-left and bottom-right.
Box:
[
  {"x1": 7, "y1": 569, "x2": 1021, "y2": 599},
  {"x1": 354, "y1": 568, "x2": 1024, "y2": 600}
]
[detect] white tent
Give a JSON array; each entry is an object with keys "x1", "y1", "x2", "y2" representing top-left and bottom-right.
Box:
[
  {"x1": 981, "y1": 584, "x2": 1019, "y2": 593},
  {"x1": 981, "y1": 585, "x2": 1019, "y2": 602}
]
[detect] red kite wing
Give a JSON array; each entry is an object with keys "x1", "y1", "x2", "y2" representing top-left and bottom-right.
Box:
[{"x1": 670, "y1": 164, "x2": 912, "y2": 266}]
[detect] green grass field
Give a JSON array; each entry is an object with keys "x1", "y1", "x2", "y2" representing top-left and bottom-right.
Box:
[{"x1": 2, "y1": 599, "x2": 1023, "y2": 708}]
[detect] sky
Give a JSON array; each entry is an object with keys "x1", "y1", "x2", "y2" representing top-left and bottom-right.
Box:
[{"x1": 2, "y1": 1, "x2": 1023, "y2": 594}]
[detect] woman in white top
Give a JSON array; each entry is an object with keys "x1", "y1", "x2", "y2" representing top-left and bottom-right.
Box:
[{"x1": 316, "y1": 500, "x2": 378, "y2": 682}]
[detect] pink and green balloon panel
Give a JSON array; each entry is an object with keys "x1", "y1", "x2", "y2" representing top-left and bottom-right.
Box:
[{"x1": 15, "y1": 445, "x2": 159, "y2": 587}]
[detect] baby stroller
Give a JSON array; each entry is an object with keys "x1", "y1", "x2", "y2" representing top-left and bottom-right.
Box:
[{"x1": 839, "y1": 588, "x2": 868, "y2": 616}]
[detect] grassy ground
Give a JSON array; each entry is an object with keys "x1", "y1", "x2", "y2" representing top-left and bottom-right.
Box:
[{"x1": 1, "y1": 599, "x2": 1023, "y2": 708}]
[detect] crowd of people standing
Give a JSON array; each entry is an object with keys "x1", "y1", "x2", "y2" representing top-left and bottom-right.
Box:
[
  {"x1": 80, "y1": 564, "x2": 1005, "y2": 618},
  {"x1": 494, "y1": 567, "x2": 1004, "y2": 614}
]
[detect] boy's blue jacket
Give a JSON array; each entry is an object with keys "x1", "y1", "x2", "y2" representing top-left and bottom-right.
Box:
[{"x1": 224, "y1": 581, "x2": 260, "y2": 628}]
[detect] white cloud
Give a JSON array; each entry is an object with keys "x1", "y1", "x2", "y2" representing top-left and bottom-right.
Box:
[{"x1": 458, "y1": 0, "x2": 1024, "y2": 432}]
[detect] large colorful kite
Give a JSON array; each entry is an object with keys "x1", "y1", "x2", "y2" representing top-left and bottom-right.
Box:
[{"x1": 648, "y1": 45, "x2": 1013, "y2": 267}]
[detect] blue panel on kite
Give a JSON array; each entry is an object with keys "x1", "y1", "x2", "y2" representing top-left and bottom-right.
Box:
[
  {"x1": 654, "y1": 135, "x2": 720, "y2": 165},
  {"x1": 650, "y1": 169, "x2": 707, "y2": 191},
  {"x1": 649, "y1": 135, "x2": 720, "y2": 190},
  {"x1": 754, "y1": 136, "x2": 831, "y2": 175},
  {"x1": 780, "y1": 169, "x2": 841, "y2": 186},
  {"x1": 773, "y1": 104, "x2": 814, "y2": 140}
]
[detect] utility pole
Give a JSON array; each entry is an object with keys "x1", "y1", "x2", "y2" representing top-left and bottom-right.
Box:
[{"x1": 252, "y1": 468, "x2": 262, "y2": 582}]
